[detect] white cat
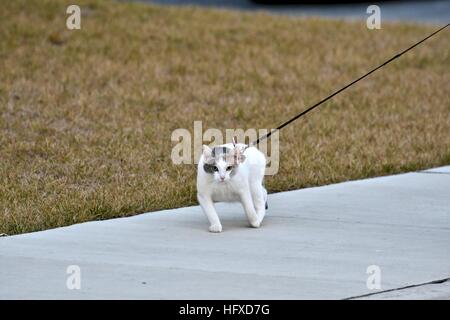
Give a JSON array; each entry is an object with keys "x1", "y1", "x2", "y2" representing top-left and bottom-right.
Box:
[{"x1": 197, "y1": 142, "x2": 267, "y2": 233}]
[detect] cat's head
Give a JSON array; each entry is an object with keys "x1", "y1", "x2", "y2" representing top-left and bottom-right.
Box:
[{"x1": 202, "y1": 145, "x2": 246, "y2": 182}]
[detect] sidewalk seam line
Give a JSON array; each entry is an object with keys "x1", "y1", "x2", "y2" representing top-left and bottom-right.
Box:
[{"x1": 342, "y1": 277, "x2": 450, "y2": 300}]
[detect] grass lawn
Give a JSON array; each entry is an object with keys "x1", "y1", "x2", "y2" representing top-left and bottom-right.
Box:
[{"x1": 1, "y1": 0, "x2": 449, "y2": 235}]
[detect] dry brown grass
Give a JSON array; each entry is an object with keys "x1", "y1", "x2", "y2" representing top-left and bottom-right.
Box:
[{"x1": 1, "y1": 0, "x2": 449, "y2": 235}]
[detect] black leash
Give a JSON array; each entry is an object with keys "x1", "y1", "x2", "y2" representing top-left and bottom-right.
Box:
[{"x1": 251, "y1": 23, "x2": 449, "y2": 147}]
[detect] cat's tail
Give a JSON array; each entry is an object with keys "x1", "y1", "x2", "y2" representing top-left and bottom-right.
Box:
[{"x1": 262, "y1": 183, "x2": 268, "y2": 210}]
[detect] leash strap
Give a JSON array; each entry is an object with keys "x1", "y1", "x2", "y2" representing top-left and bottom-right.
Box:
[{"x1": 251, "y1": 23, "x2": 449, "y2": 147}]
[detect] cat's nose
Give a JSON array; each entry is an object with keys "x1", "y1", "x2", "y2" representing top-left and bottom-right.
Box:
[{"x1": 220, "y1": 176, "x2": 225, "y2": 181}]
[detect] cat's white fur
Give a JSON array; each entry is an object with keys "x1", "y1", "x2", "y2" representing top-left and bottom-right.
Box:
[{"x1": 197, "y1": 143, "x2": 267, "y2": 233}]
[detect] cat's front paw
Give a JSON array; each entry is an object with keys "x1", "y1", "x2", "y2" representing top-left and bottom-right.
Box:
[
  {"x1": 249, "y1": 217, "x2": 262, "y2": 228},
  {"x1": 209, "y1": 224, "x2": 222, "y2": 233}
]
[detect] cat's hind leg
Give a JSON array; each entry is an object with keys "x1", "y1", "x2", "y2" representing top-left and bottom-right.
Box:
[
  {"x1": 250, "y1": 183, "x2": 266, "y2": 226},
  {"x1": 239, "y1": 190, "x2": 261, "y2": 228}
]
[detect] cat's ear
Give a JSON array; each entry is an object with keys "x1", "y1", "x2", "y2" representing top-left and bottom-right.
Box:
[
  {"x1": 234, "y1": 146, "x2": 246, "y2": 164},
  {"x1": 238, "y1": 153, "x2": 246, "y2": 164},
  {"x1": 202, "y1": 145, "x2": 212, "y2": 161}
]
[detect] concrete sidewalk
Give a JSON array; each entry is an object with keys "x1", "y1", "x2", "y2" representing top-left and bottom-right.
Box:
[{"x1": 1, "y1": 166, "x2": 449, "y2": 299}]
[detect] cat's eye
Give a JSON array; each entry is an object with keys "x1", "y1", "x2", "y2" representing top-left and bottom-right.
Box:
[
  {"x1": 213, "y1": 166, "x2": 219, "y2": 172},
  {"x1": 226, "y1": 166, "x2": 233, "y2": 171}
]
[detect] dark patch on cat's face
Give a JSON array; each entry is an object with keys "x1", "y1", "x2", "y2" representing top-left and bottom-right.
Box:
[
  {"x1": 212, "y1": 146, "x2": 231, "y2": 158},
  {"x1": 203, "y1": 146, "x2": 243, "y2": 179},
  {"x1": 229, "y1": 164, "x2": 239, "y2": 177},
  {"x1": 203, "y1": 163, "x2": 217, "y2": 174}
]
